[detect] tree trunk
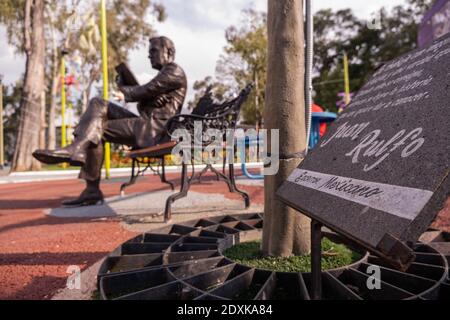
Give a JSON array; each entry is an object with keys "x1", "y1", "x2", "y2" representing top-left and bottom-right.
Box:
[
  {"x1": 47, "y1": 11, "x2": 59, "y2": 151},
  {"x1": 11, "y1": 0, "x2": 46, "y2": 172},
  {"x1": 262, "y1": 0, "x2": 311, "y2": 257}
]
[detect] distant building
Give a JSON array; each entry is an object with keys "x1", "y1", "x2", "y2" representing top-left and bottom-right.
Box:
[{"x1": 418, "y1": 0, "x2": 450, "y2": 48}]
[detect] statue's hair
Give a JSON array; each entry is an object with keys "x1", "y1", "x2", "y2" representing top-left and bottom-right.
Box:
[{"x1": 150, "y1": 36, "x2": 176, "y2": 57}]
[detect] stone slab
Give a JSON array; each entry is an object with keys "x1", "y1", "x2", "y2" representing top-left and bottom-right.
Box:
[
  {"x1": 48, "y1": 190, "x2": 245, "y2": 218},
  {"x1": 278, "y1": 33, "x2": 450, "y2": 269}
]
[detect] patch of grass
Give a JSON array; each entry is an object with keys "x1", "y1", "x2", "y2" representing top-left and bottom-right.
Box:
[{"x1": 223, "y1": 239, "x2": 361, "y2": 273}]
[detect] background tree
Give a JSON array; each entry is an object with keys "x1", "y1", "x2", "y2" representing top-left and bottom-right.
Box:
[
  {"x1": 190, "y1": 0, "x2": 433, "y2": 123},
  {"x1": 45, "y1": 0, "x2": 166, "y2": 149},
  {"x1": 7, "y1": 0, "x2": 46, "y2": 171},
  {"x1": 313, "y1": 0, "x2": 434, "y2": 112},
  {"x1": 0, "y1": 0, "x2": 26, "y2": 50},
  {"x1": 215, "y1": 9, "x2": 267, "y2": 126},
  {"x1": 0, "y1": 0, "x2": 166, "y2": 170},
  {"x1": 45, "y1": 0, "x2": 83, "y2": 150},
  {"x1": 311, "y1": 9, "x2": 362, "y2": 112},
  {"x1": 69, "y1": 0, "x2": 166, "y2": 113},
  {"x1": 186, "y1": 76, "x2": 228, "y2": 110}
]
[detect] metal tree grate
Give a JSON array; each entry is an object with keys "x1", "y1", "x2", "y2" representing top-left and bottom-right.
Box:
[{"x1": 97, "y1": 214, "x2": 450, "y2": 300}]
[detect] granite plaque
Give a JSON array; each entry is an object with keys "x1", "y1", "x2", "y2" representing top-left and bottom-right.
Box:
[{"x1": 277, "y1": 33, "x2": 450, "y2": 270}]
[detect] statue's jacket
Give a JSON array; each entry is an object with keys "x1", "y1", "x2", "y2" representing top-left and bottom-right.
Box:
[{"x1": 120, "y1": 62, "x2": 187, "y2": 143}]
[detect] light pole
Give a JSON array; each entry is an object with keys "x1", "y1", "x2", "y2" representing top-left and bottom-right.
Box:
[
  {"x1": 343, "y1": 52, "x2": 351, "y2": 105},
  {"x1": 61, "y1": 49, "x2": 69, "y2": 150},
  {"x1": 101, "y1": 0, "x2": 111, "y2": 179},
  {"x1": 60, "y1": 49, "x2": 69, "y2": 168}
]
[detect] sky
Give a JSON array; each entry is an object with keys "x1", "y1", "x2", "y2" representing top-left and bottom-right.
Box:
[{"x1": 0, "y1": 0, "x2": 408, "y2": 103}]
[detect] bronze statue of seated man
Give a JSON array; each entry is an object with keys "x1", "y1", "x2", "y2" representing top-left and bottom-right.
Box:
[{"x1": 33, "y1": 36, "x2": 187, "y2": 207}]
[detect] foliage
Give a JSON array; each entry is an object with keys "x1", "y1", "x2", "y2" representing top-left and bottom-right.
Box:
[
  {"x1": 186, "y1": 76, "x2": 228, "y2": 110},
  {"x1": 50, "y1": 0, "x2": 166, "y2": 111},
  {"x1": 0, "y1": 0, "x2": 26, "y2": 52},
  {"x1": 313, "y1": 0, "x2": 434, "y2": 112},
  {"x1": 223, "y1": 239, "x2": 361, "y2": 273},
  {"x1": 0, "y1": 0, "x2": 165, "y2": 79},
  {"x1": 0, "y1": 0, "x2": 166, "y2": 157},
  {"x1": 215, "y1": 9, "x2": 267, "y2": 126},
  {"x1": 189, "y1": 0, "x2": 434, "y2": 123}
]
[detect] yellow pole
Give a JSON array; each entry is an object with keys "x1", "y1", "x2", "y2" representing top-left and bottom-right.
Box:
[
  {"x1": 67, "y1": 102, "x2": 73, "y2": 145},
  {"x1": 343, "y1": 52, "x2": 351, "y2": 105},
  {"x1": 60, "y1": 53, "x2": 68, "y2": 169},
  {"x1": 101, "y1": 0, "x2": 111, "y2": 179},
  {"x1": 61, "y1": 54, "x2": 67, "y2": 149}
]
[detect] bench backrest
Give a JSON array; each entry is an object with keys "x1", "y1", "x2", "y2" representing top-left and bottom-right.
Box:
[
  {"x1": 164, "y1": 84, "x2": 252, "y2": 149},
  {"x1": 197, "y1": 83, "x2": 253, "y2": 129}
]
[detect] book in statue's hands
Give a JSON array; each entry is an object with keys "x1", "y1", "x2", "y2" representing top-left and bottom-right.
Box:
[{"x1": 115, "y1": 62, "x2": 140, "y2": 86}]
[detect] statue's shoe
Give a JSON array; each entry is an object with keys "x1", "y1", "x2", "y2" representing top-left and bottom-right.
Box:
[
  {"x1": 33, "y1": 149, "x2": 70, "y2": 164},
  {"x1": 62, "y1": 190, "x2": 104, "y2": 207},
  {"x1": 32, "y1": 148, "x2": 86, "y2": 166}
]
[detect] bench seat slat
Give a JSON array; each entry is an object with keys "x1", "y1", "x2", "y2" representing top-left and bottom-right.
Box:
[{"x1": 128, "y1": 141, "x2": 177, "y2": 159}]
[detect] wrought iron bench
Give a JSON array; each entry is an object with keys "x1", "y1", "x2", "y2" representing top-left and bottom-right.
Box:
[
  {"x1": 120, "y1": 84, "x2": 253, "y2": 222},
  {"x1": 119, "y1": 86, "x2": 227, "y2": 195}
]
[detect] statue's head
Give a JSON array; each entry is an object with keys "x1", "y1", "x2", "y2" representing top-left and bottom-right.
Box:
[{"x1": 148, "y1": 36, "x2": 176, "y2": 70}]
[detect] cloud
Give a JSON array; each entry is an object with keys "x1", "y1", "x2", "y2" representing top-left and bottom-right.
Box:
[{"x1": 155, "y1": 0, "x2": 266, "y2": 32}]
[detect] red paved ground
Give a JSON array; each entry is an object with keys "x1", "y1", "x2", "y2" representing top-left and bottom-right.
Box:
[
  {"x1": 0, "y1": 171, "x2": 447, "y2": 300},
  {"x1": 0, "y1": 172, "x2": 263, "y2": 300}
]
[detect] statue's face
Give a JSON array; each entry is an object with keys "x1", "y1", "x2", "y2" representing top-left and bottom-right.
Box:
[{"x1": 148, "y1": 39, "x2": 172, "y2": 70}]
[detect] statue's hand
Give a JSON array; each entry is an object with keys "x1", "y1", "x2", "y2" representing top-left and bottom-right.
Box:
[
  {"x1": 112, "y1": 91, "x2": 125, "y2": 102},
  {"x1": 153, "y1": 94, "x2": 171, "y2": 108}
]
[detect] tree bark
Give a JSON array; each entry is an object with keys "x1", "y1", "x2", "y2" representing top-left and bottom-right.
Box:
[
  {"x1": 11, "y1": 0, "x2": 46, "y2": 172},
  {"x1": 262, "y1": 0, "x2": 311, "y2": 257},
  {"x1": 47, "y1": 7, "x2": 59, "y2": 151}
]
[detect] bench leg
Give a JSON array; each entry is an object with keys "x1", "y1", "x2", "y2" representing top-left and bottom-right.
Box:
[
  {"x1": 209, "y1": 164, "x2": 224, "y2": 182},
  {"x1": 120, "y1": 159, "x2": 138, "y2": 197},
  {"x1": 164, "y1": 163, "x2": 190, "y2": 222},
  {"x1": 226, "y1": 163, "x2": 250, "y2": 208},
  {"x1": 193, "y1": 164, "x2": 210, "y2": 183},
  {"x1": 160, "y1": 156, "x2": 175, "y2": 191}
]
